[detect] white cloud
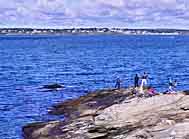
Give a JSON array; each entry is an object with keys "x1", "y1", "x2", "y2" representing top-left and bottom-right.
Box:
[
  {"x1": 96, "y1": 0, "x2": 125, "y2": 7},
  {"x1": 0, "y1": 0, "x2": 188, "y2": 28}
]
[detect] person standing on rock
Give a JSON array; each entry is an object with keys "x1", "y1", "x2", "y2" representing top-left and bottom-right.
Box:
[
  {"x1": 134, "y1": 74, "x2": 139, "y2": 88},
  {"x1": 168, "y1": 78, "x2": 173, "y2": 92},
  {"x1": 141, "y1": 72, "x2": 148, "y2": 88},
  {"x1": 174, "y1": 80, "x2": 177, "y2": 89},
  {"x1": 115, "y1": 77, "x2": 122, "y2": 89},
  {"x1": 168, "y1": 79, "x2": 177, "y2": 93}
]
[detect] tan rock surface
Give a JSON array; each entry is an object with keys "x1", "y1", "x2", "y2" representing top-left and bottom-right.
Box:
[{"x1": 23, "y1": 89, "x2": 189, "y2": 139}]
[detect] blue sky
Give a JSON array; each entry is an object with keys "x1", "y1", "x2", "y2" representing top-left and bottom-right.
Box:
[{"x1": 0, "y1": 0, "x2": 189, "y2": 29}]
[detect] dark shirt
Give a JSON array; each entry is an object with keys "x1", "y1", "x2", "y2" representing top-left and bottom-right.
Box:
[
  {"x1": 142, "y1": 74, "x2": 148, "y2": 79},
  {"x1": 169, "y1": 82, "x2": 173, "y2": 86},
  {"x1": 135, "y1": 76, "x2": 139, "y2": 81}
]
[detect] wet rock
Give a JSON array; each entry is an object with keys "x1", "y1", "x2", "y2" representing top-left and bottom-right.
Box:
[
  {"x1": 22, "y1": 121, "x2": 60, "y2": 139},
  {"x1": 49, "y1": 88, "x2": 130, "y2": 119}
]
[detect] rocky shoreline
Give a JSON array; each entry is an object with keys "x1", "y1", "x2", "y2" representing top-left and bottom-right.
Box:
[{"x1": 23, "y1": 88, "x2": 189, "y2": 139}]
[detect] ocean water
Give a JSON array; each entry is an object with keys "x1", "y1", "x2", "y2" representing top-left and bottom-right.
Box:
[{"x1": 0, "y1": 35, "x2": 189, "y2": 138}]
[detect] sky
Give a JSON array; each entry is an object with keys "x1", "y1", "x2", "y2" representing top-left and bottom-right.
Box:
[{"x1": 0, "y1": 0, "x2": 189, "y2": 29}]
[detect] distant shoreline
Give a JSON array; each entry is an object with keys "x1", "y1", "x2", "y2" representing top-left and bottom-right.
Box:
[{"x1": 0, "y1": 28, "x2": 189, "y2": 35}]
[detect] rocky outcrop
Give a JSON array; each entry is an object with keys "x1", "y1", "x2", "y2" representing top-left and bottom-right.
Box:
[
  {"x1": 49, "y1": 89, "x2": 132, "y2": 119},
  {"x1": 23, "y1": 88, "x2": 189, "y2": 139}
]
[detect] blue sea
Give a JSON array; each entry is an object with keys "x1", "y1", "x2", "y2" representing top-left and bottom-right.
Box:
[{"x1": 1, "y1": 35, "x2": 189, "y2": 138}]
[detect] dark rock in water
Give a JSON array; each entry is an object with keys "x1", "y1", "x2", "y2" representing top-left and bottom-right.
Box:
[{"x1": 42, "y1": 83, "x2": 64, "y2": 90}]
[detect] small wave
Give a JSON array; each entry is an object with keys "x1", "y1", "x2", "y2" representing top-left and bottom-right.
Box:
[{"x1": 75, "y1": 72, "x2": 104, "y2": 76}]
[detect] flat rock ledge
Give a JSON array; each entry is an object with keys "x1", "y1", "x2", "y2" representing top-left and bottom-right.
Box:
[{"x1": 23, "y1": 89, "x2": 189, "y2": 139}]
